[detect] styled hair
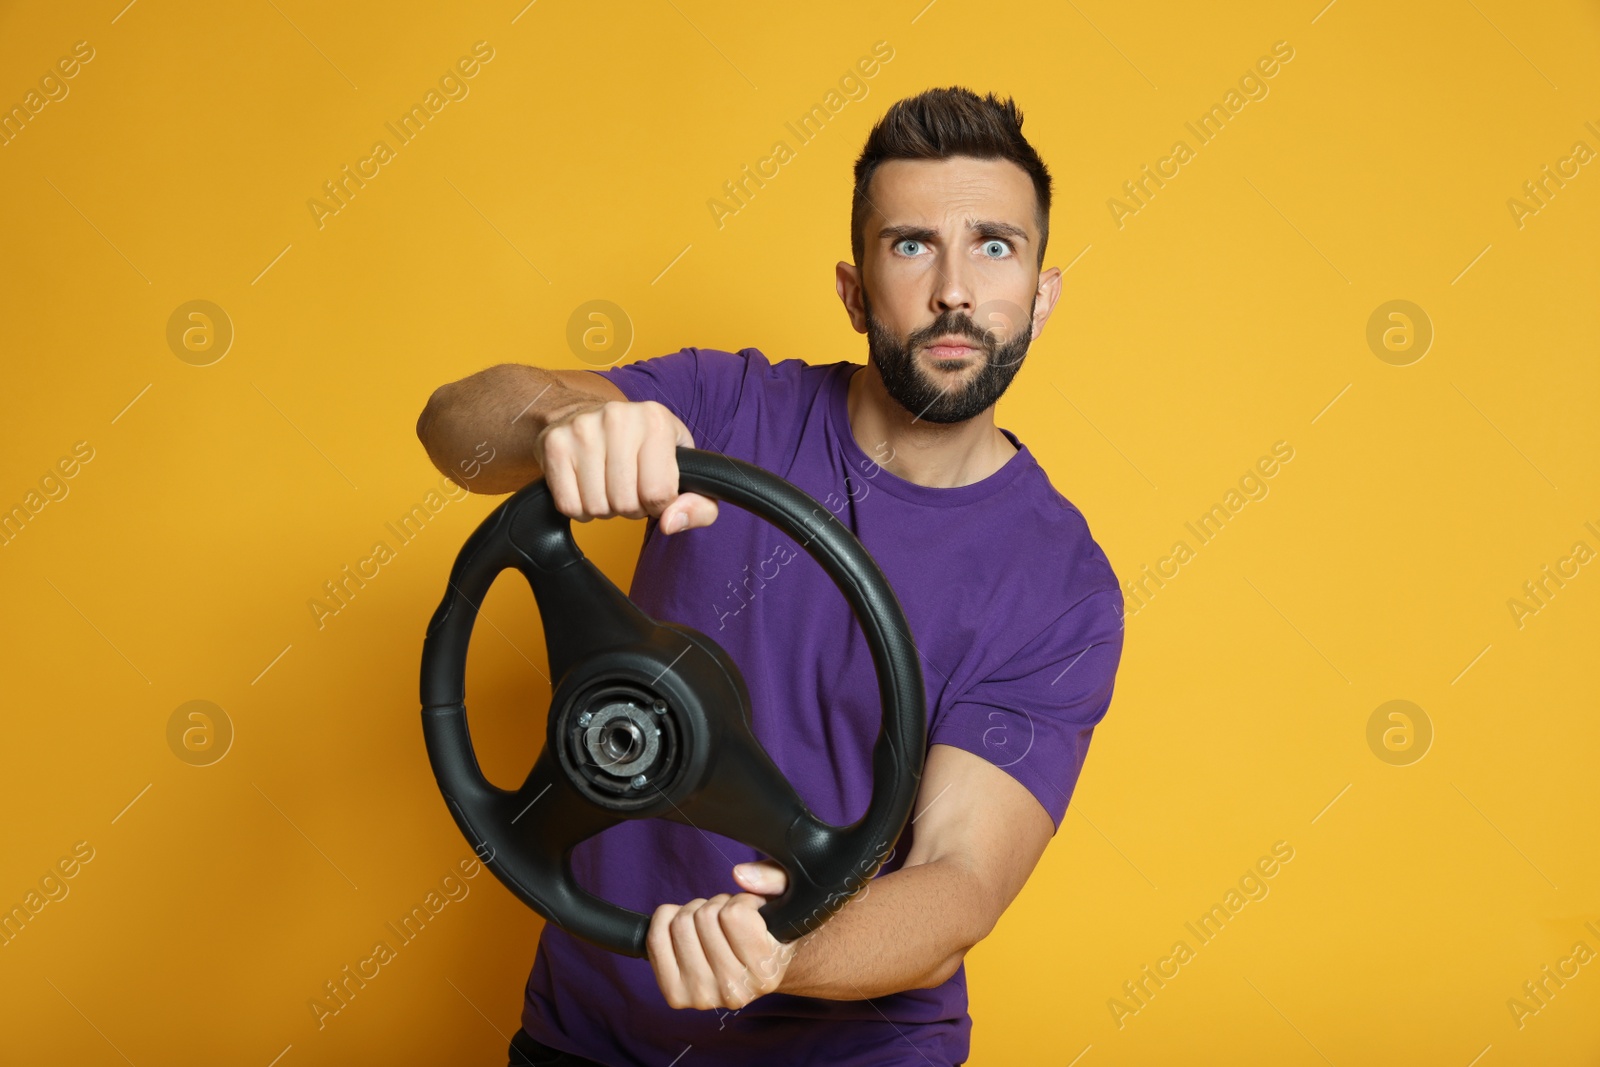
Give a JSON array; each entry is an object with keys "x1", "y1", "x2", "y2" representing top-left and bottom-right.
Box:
[{"x1": 850, "y1": 86, "x2": 1053, "y2": 269}]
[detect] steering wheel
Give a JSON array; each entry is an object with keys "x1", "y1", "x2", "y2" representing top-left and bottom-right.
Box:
[{"x1": 418, "y1": 446, "x2": 927, "y2": 958}]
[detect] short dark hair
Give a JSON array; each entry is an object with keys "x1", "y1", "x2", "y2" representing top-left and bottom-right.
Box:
[{"x1": 850, "y1": 86, "x2": 1053, "y2": 270}]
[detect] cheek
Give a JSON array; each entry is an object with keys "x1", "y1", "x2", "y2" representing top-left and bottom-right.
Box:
[
  {"x1": 863, "y1": 295, "x2": 912, "y2": 339},
  {"x1": 976, "y1": 294, "x2": 1034, "y2": 342}
]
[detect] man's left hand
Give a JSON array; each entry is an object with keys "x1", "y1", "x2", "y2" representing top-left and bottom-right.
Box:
[{"x1": 646, "y1": 860, "x2": 797, "y2": 1010}]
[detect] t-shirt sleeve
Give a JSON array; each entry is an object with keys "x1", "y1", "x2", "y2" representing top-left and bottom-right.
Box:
[
  {"x1": 586, "y1": 347, "x2": 752, "y2": 455},
  {"x1": 929, "y1": 586, "x2": 1125, "y2": 833}
]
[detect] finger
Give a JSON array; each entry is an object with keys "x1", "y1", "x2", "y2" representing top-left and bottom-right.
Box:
[
  {"x1": 668, "y1": 404, "x2": 697, "y2": 451},
  {"x1": 539, "y1": 433, "x2": 586, "y2": 521},
  {"x1": 662, "y1": 492, "x2": 720, "y2": 535},
  {"x1": 681, "y1": 492, "x2": 720, "y2": 532},
  {"x1": 733, "y1": 861, "x2": 787, "y2": 896},
  {"x1": 601, "y1": 405, "x2": 645, "y2": 520},
  {"x1": 692, "y1": 895, "x2": 758, "y2": 1006},
  {"x1": 645, "y1": 903, "x2": 683, "y2": 997},
  {"x1": 568, "y1": 412, "x2": 611, "y2": 519},
  {"x1": 635, "y1": 422, "x2": 677, "y2": 524},
  {"x1": 717, "y1": 893, "x2": 790, "y2": 988},
  {"x1": 668, "y1": 898, "x2": 717, "y2": 1008},
  {"x1": 654, "y1": 409, "x2": 718, "y2": 534}
]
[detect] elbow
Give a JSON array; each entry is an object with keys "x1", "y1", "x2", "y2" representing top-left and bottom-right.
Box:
[
  {"x1": 415, "y1": 385, "x2": 450, "y2": 450},
  {"x1": 920, "y1": 928, "x2": 985, "y2": 990},
  {"x1": 920, "y1": 923, "x2": 988, "y2": 988},
  {"x1": 413, "y1": 388, "x2": 479, "y2": 493},
  {"x1": 919, "y1": 949, "x2": 969, "y2": 989},
  {"x1": 916, "y1": 872, "x2": 997, "y2": 989}
]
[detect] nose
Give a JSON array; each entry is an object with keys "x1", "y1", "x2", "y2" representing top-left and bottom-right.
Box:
[{"x1": 930, "y1": 246, "x2": 975, "y2": 320}]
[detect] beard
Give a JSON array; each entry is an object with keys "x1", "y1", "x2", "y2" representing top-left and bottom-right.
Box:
[{"x1": 862, "y1": 289, "x2": 1036, "y2": 425}]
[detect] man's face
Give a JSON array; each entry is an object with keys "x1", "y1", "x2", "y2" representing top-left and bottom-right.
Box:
[{"x1": 850, "y1": 155, "x2": 1049, "y2": 425}]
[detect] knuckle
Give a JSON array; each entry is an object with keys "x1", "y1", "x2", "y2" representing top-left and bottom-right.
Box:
[
  {"x1": 539, "y1": 427, "x2": 569, "y2": 457},
  {"x1": 550, "y1": 491, "x2": 583, "y2": 521},
  {"x1": 646, "y1": 402, "x2": 690, "y2": 439},
  {"x1": 638, "y1": 480, "x2": 673, "y2": 513}
]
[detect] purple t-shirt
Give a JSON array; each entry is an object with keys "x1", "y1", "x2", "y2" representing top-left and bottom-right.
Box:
[{"x1": 521, "y1": 348, "x2": 1124, "y2": 1066}]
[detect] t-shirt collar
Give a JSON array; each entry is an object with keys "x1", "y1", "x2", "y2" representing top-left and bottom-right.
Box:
[{"x1": 828, "y1": 362, "x2": 1034, "y2": 507}]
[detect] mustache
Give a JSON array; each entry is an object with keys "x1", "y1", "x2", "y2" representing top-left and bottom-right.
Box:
[{"x1": 911, "y1": 320, "x2": 992, "y2": 351}]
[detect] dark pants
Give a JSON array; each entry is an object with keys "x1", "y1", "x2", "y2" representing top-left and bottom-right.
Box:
[
  {"x1": 508, "y1": 1025, "x2": 963, "y2": 1065},
  {"x1": 507, "y1": 1028, "x2": 609, "y2": 1067}
]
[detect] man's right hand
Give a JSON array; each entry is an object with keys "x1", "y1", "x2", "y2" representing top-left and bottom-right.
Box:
[{"x1": 533, "y1": 399, "x2": 719, "y2": 535}]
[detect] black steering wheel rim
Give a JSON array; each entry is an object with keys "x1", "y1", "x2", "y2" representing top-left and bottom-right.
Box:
[{"x1": 418, "y1": 446, "x2": 927, "y2": 957}]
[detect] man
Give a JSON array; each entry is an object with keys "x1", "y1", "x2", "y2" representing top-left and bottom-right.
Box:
[{"x1": 415, "y1": 85, "x2": 1125, "y2": 1066}]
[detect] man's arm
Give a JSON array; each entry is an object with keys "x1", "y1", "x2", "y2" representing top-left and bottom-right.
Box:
[
  {"x1": 415, "y1": 364, "x2": 622, "y2": 494},
  {"x1": 777, "y1": 742, "x2": 1055, "y2": 998},
  {"x1": 645, "y1": 743, "x2": 1056, "y2": 1009}
]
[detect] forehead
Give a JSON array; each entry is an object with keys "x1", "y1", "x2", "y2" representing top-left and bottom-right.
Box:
[{"x1": 865, "y1": 155, "x2": 1037, "y2": 233}]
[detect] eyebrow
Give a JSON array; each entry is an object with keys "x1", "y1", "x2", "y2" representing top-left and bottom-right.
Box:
[{"x1": 878, "y1": 219, "x2": 1031, "y2": 245}]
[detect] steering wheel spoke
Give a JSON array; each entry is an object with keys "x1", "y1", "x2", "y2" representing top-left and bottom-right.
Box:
[
  {"x1": 452, "y1": 748, "x2": 650, "y2": 952},
  {"x1": 502, "y1": 496, "x2": 664, "y2": 686},
  {"x1": 502, "y1": 747, "x2": 621, "y2": 857},
  {"x1": 661, "y1": 722, "x2": 821, "y2": 871}
]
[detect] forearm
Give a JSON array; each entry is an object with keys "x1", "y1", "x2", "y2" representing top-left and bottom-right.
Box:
[
  {"x1": 415, "y1": 363, "x2": 604, "y2": 494},
  {"x1": 775, "y1": 857, "x2": 988, "y2": 1001}
]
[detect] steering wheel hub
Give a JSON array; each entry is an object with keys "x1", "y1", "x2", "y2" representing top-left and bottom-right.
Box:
[{"x1": 559, "y1": 686, "x2": 679, "y2": 805}]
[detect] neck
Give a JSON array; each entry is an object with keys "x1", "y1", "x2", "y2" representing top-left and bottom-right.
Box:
[{"x1": 846, "y1": 363, "x2": 1017, "y2": 489}]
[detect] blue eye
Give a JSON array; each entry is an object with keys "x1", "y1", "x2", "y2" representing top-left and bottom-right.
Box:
[
  {"x1": 982, "y1": 239, "x2": 1012, "y2": 258},
  {"x1": 893, "y1": 239, "x2": 925, "y2": 256}
]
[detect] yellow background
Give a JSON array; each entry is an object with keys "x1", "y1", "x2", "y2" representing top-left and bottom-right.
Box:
[{"x1": 2, "y1": 0, "x2": 1597, "y2": 1063}]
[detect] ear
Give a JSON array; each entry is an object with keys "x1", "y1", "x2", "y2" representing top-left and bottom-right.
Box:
[
  {"x1": 835, "y1": 261, "x2": 868, "y2": 334},
  {"x1": 1031, "y1": 265, "x2": 1063, "y2": 340}
]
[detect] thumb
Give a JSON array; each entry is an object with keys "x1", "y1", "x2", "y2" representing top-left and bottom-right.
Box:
[
  {"x1": 661, "y1": 493, "x2": 718, "y2": 535},
  {"x1": 732, "y1": 861, "x2": 787, "y2": 896}
]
